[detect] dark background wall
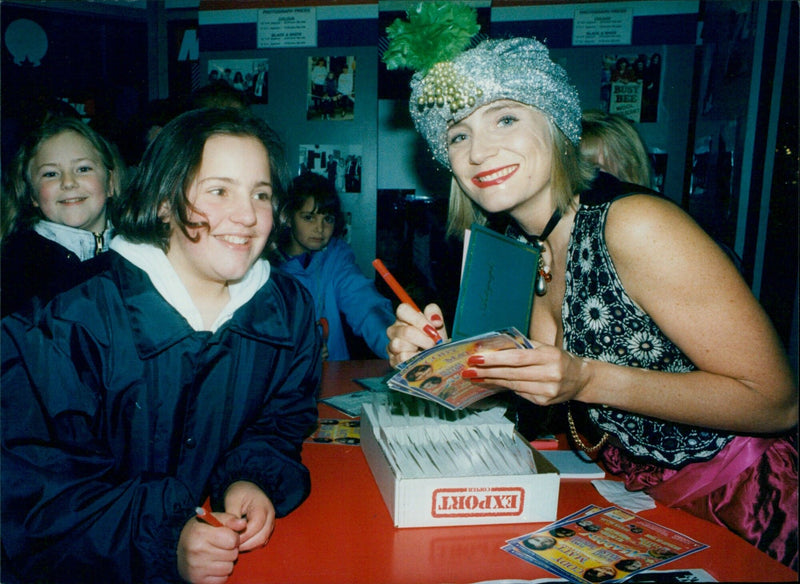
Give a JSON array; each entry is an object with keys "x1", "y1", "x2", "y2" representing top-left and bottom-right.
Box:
[{"x1": 1, "y1": 3, "x2": 148, "y2": 166}]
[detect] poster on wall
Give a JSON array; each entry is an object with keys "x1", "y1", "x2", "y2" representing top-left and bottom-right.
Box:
[
  {"x1": 306, "y1": 56, "x2": 355, "y2": 121},
  {"x1": 600, "y1": 52, "x2": 661, "y2": 122},
  {"x1": 207, "y1": 58, "x2": 269, "y2": 104},
  {"x1": 299, "y1": 144, "x2": 362, "y2": 194}
]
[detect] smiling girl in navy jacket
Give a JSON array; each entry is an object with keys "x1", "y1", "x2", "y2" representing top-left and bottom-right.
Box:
[{"x1": 2, "y1": 108, "x2": 321, "y2": 584}]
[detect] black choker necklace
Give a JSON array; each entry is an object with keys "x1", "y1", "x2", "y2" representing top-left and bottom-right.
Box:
[{"x1": 517, "y1": 208, "x2": 563, "y2": 296}]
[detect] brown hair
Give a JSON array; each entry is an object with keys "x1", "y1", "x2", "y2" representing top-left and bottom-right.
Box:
[
  {"x1": 275, "y1": 171, "x2": 346, "y2": 251},
  {"x1": 113, "y1": 107, "x2": 288, "y2": 253}
]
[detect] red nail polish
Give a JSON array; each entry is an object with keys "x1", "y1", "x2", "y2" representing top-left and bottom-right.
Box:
[
  {"x1": 423, "y1": 324, "x2": 441, "y2": 342},
  {"x1": 467, "y1": 355, "x2": 484, "y2": 365},
  {"x1": 430, "y1": 314, "x2": 443, "y2": 324},
  {"x1": 462, "y1": 369, "x2": 485, "y2": 383}
]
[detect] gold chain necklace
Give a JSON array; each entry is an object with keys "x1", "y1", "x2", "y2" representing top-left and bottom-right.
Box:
[{"x1": 567, "y1": 402, "x2": 609, "y2": 454}]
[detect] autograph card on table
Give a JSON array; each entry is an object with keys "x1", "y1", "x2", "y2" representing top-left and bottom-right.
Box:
[{"x1": 541, "y1": 450, "x2": 606, "y2": 479}]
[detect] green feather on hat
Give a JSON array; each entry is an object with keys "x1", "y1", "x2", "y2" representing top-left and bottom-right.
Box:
[{"x1": 382, "y1": 2, "x2": 480, "y2": 73}]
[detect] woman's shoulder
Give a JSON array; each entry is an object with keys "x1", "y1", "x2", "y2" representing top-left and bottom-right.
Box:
[
  {"x1": 602, "y1": 194, "x2": 728, "y2": 296},
  {"x1": 604, "y1": 194, "x2": 690, "y2": 246},
  {"x1": 577, "y1": 191, "x2": 674, "y2": 245}
]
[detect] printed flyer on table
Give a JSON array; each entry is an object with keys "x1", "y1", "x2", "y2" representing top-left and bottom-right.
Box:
[{"x1": 503, "y1": 505, "x2": 708, "y2": 583}]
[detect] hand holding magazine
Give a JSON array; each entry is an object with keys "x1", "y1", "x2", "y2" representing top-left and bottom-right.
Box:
[
  {"x1": 387, "y1": 327, "x2": 532, "y2": 410},
  {"x1": 388, "y1": 224, "x2": 541, "y2": 410}
]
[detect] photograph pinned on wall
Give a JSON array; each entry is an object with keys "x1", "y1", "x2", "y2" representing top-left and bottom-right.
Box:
[
  {"x1": 600, "y1": 52, "x2": 661, "y2": 123},
  {"x1": 306, "y1": 55, "x2": 356, "y2": 121},
  {"x1": 299, "y1": 144, "x2": 362, "y2": 194},
  {"x1": 207, "y1": 58, "x2": 269, "y2": 104}
]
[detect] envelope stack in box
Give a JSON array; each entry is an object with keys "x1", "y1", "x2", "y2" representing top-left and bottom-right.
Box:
[{"x1": 361, "y1": 393, "x2": 560, "y2": 527}]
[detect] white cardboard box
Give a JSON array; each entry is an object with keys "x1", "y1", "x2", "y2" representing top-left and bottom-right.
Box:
[{"x1": 361, "y1": 401, "x2": 560, "y2": 528}]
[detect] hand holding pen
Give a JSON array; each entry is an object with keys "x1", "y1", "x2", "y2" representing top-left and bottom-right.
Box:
[
  {"x1": 373, "y1": 259, "x2": 448, "y2": 368},
  {"x1": 195, "y1": 506, "x2": 226, "y2": 528},
  {"x1": 194, "y1": 481, "x2": 276, "y2": 554},
  {"x1": 178, "y1": 507, "x2": 244, "y2": 583}
]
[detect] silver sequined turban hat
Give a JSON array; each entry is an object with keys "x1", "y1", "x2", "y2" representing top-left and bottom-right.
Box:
[
  {"x1": 383, "y1": 3, "x2": 582, "y2": 169},
  {"x1": 410, "y1": 37, "x2": 582, "y2": 168}
]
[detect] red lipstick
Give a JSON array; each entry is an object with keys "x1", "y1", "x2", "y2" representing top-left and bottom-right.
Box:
[{"x1": 471, "y1": 164, "x2": 518, "y2": 188}]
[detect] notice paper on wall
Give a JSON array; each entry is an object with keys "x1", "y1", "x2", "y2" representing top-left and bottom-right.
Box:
[{"x1": 257, "y1": 7, "x2": 316, "y2": 48}]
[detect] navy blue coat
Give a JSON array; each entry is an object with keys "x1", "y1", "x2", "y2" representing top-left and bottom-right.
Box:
[
  {"x1": 0, "y1": 228, "x2": 112, "y2": 317},
  {"x1": 1, "y1": 252, "x2": 321, "y2": 583}
]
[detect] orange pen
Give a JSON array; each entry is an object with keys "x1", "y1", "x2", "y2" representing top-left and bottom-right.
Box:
[
  {"x1": 372, "y1": 258, "x2": 442, "y2": 345},
  {"x1": 195, "y1": 506, "x2": 224, "y2": 528}
]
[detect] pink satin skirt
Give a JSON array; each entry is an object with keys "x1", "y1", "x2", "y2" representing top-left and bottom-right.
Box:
[{"x1": 600, "y1": 434, "x2": 798, "y2": 571}]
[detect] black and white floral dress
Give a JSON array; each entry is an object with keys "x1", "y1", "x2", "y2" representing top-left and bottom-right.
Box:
[{"x1": 561, "y1": 201, "x2": 733, "y2": 469}]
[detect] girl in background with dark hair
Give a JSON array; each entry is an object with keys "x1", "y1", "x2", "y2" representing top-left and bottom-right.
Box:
[
  {"x1": 1, "y1": 116, "x2": 124, "y2": 316},
  {"x1": 271, "y1": 171, "x2": 394, "y2": 360},
  {"x1": 2, "y1": 108, "x2": 320, "y2": 583}
]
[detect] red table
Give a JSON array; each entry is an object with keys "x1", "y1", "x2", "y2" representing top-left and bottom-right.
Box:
[{"x1": 228, "y1": 360, "x2": 797, "y2": 583}]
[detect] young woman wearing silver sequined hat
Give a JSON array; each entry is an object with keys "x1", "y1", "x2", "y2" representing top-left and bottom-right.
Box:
[{"x1": 383, "y1": 2, "x2": 797, "y2": 569}]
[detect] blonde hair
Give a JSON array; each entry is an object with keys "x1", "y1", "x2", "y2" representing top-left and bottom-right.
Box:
[
  {"x1": 446, "y1": 111, "x2": 594, "y2": 238},
  {"x1": 580, "y1": 110, "x2": 653, "y2": 188}
]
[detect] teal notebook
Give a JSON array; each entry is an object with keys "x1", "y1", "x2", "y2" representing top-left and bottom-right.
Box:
[{"x1": 451, "y1": 224, "x2": 540, "y2": 341}]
